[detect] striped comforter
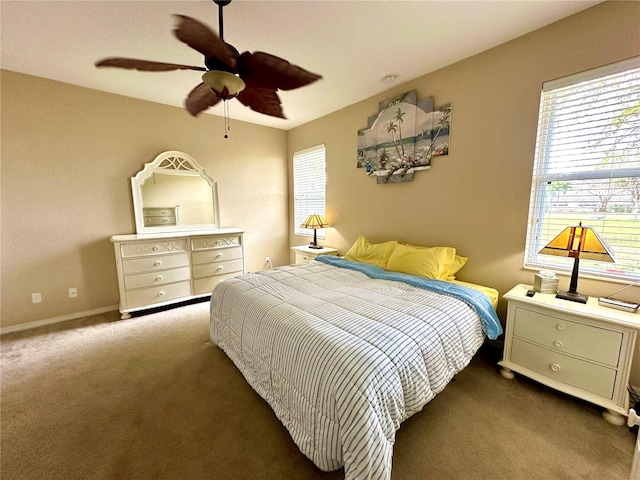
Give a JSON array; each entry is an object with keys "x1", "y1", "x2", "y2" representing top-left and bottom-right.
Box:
[{"x1": 210, "y1": 257, "x2": 502, "y2": 480}]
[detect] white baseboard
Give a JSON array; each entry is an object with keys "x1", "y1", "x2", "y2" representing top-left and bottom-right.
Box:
[{"x1": 1, "y1": 305, "x2": 119, "y2": 335}]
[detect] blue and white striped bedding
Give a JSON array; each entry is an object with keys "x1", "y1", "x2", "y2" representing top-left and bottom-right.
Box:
[{"x1": 210, "y1": 257, "x2": 502, "y2": 480}]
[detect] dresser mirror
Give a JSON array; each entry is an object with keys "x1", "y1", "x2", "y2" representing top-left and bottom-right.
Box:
[{"x1": 131, "y1": 150, "x2": 220, "y2": 234}]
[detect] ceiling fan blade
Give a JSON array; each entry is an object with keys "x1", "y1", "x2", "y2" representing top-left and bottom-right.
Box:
[
  {"x1": 172, "y1": 15, "x2": 237, "y2": 71},
  {"x1": 237, "y1": 86, "x2": 285, "y2": 119},
  {"x1": 185, "y1": 82, "x2": 223, "y2": 116},
  {"x1": 95, "y1": 58, "x2": 206, "y2": 72},
  {"x1": 238, "y1": 52, "x2": 322, "y2": 91}
]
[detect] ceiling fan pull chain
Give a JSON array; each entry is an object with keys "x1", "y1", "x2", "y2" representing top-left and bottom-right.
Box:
[{"x1": 223, "y1": 100, "x2": 231, "y2": 139}]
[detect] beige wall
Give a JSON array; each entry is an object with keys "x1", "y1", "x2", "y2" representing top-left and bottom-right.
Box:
[
  {"x1": 1, "y1": 72, "x2": 289, "y2": 328},
  {"x1": 2, "y1": 1, "x2": 639, "y2": 378},
  {"x1": 287, "y1": 1, "x2": 640, "y2": 373}
]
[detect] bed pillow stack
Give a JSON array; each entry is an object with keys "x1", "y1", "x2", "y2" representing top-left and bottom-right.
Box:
[
  {"x1": 344, "y1": 236, "x2": 468, "y2": 280},
  {"x1": 343, "y1": 236, "x2": 397, "y2": 269}
]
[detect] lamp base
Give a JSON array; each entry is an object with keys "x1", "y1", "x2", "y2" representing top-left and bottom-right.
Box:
[
  {"x1": 309, "y1": 243, "x2": 323, "y2": 250},
  {"x1": 556, "y1": 290, "x2": 588, "y2": 304}
]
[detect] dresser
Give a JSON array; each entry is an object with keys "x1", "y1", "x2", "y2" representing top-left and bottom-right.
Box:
[
  {"x1": 111, "y1": 229, "x2": 245, "y2": 319},
  {"x1": 291, "y1": 245, "x2": 338, "y2": 264},
  {"x1": 499, "y1": 284, "x2": 639, "y2": 425}
]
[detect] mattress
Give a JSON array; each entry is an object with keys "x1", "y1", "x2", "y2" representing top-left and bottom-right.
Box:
[{"x1": 210, "y1": 256, "x2": 502, "y2": 480}]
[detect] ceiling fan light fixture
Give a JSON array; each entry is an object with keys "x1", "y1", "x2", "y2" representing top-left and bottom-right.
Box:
[{"x1": 202, "y1": 70, "x2": 245, "y2": 99}]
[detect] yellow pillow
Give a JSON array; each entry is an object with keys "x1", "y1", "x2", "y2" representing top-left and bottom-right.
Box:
[
  {"x1": 344, "y1": 236, "x2": 397, "y2": 269},
  {"x1": 446, "y1": 255, "x2": 469, "y2": 280},
  {"x1": 386, "y1": 243, "x2": 456, "y2": 280}
]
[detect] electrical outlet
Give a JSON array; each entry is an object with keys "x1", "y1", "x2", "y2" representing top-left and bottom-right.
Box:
[
  {"x1": 69, "y1": 287, "x2": 78, "y2": 298},
  {"x1": 32, "y1": 293, "x2": 42, "y2": 304}
]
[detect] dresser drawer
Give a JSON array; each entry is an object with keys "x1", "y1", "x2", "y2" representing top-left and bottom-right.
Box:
[
  {"x1": 120, "y1": 239, "x2": 187, "y2": 258},
  {"x1": 144, "y1": 216, "x2": 176, "y2": 226},
  {"x1": 192, "y1": 259, "x2": 244, "y2": 279},
  {"x1": 143, "y1": 207, "x2": 176, "y2": 217},
  {"x1": 125, "y1": 280, "x2": 191, "y2": 309},
  {"x1": 511, "y1": 338, "x2": 616, "y2": 399},
  {"x1": 124, "y1": 266, "x2": 191, "y2": 290},
  {"x1": 192, "y1": 246, "x2": 243, "y2": 265},
  {"x1": 513, "y1": 307, "x2": 622, "y2": 367},
  {"x1": 122, "y1": 253, "x2": 189, "y2": 275},
  {"x1": 193, "y1": 272, "x2": 241, "y2": 295},
  {"x1": 191, "y1": 235, "x2": 242, "y2": 251}
]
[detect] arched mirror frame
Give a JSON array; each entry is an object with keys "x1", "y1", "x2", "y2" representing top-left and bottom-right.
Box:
[{"x1": 131, "y1": 151, "x2": 221, "y2": 234}]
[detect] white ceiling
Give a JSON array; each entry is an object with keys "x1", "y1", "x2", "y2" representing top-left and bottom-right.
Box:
[{"x1": 1, "y1": 0, "x2": 602, "y2": 130}]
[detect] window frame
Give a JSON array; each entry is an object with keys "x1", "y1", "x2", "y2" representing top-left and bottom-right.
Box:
[
  {"x1": 524, "y1": 57, "x2": 640, "y2": 283},
  {"x1": 293, "y1": 144, "x2": 327, "y2": 239}
]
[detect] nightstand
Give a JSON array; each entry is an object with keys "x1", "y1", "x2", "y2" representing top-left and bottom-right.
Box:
[
  {"x1": 499, "y1": 284, "x2": 639, "y2": 425},
  {"x1": 291, "y1": 245, "x2": 338, "y2": 264}
]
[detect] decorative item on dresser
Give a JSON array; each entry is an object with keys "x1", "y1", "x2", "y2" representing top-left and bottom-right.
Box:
[
  {"x1": 111, "y1": 229, "x2": 245, "y2": 319},
  {"x1": 499, "y1": 284, "x2": 640, "y2": 425},
  {"x1": 291, "y1": 245, "x2": 337, "y2": 264}
]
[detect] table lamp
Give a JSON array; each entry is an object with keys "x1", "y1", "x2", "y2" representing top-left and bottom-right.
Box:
[
  {"x1": 538, "y1": 222, "x2": 615, "y2": 303},
  {"x1": 300, "y1": 214, "x2": 330, "y2": 249}
]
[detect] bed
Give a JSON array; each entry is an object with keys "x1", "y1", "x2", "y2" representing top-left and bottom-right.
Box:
[{"x1": 210, "y1": 251, "x2": 502, "y2": 480}]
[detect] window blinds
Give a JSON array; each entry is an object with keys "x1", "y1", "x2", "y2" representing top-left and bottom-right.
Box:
[
  {"x1": 524, "y1": 57, "x2": 640, "y2": 281},
  {"x1": 293, "y1": 145, "x2": 326, "y2": 237}
]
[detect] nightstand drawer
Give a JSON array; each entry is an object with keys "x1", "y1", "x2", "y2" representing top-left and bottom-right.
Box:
[
  {"x1": 511, "y1": 338, "x2": 616, "y2": 399},
  {"x1": 291, "y1": 246, "x2": 338, "y2": 265},
  {"x1": 513, "y1": 307, "x2": 622, "y2": 367},
  {"x1": 295, "y1": 252, "x2": 315, "y2": 263}
]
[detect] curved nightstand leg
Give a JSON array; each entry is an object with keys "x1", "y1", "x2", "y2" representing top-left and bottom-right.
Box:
[
  {"x1": 121, "y1": 312, "x2": 131, "y2": 320},
  {"x1": 602, "y1": 409, "x2": 626, "y2": 426},
  {"x1": 500, "y1": 367, "x2": 515, "y2": 379}
]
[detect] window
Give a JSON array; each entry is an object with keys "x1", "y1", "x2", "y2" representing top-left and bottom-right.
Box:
[
  {"x1": 525, "y1": 57, "x2": 640, "y2": 281},
  {"x1": 293, "y1": 145, "x2": 326, "y2": 237}
]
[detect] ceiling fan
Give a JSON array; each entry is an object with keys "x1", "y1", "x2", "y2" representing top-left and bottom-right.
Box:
[{"x1": 95, "y1": 0, "x2": 322, "y2": 123}]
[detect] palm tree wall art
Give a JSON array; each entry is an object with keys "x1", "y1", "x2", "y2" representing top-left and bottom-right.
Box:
[{"x1": 357, "y1": 90, "x2": 451, "y2": 184}]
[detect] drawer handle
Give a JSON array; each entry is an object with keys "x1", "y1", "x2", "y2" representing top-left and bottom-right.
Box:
[
  {"x1": 154, "y1": 261, "x2": 162, "y2": 267},
  {"x1": 556, "y1": 324, "x2": 566, "y2": 331},
  {"x1": 152, "y1": 246, "x2": 159, "y2": 251},
  {"x1": 157, "y1": 291, "x2": 165, "y2": 297},
  {"x1": 217, "y1": 266, "x2": 224, "y2": 272},
  {"x1": 155, "y1": 275, "x2": 163, "y2": 282},
  {"x1": 216, "y1": 253, "x2": 223, "y2": 259},
  {"x1": 550, "y1": 363, "x2": 561, "y2": 372},
  {"x1": 553, "y1": 340, "x2": 563, "y2": 348}
]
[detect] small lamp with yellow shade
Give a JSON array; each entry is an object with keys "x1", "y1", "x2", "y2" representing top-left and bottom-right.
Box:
[
  {"x1": 538, "y1": 222, "x2": 615, "y2": 303},
  {"x1": 300, "y1": 214, "x2": 330, "y2": 249}
]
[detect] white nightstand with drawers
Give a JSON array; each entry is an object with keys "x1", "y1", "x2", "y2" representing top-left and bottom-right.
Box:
[
  {"x1": 291, "y1": 245, "x2": 338, "y2": 264},
  {"x1": 499, "y1": 284, "x2": 639, "y2": 425}
]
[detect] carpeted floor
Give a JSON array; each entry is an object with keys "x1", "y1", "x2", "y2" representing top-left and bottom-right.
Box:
[{"x1": 1, "y1": 300, "x2": 635, "y2": 480}]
